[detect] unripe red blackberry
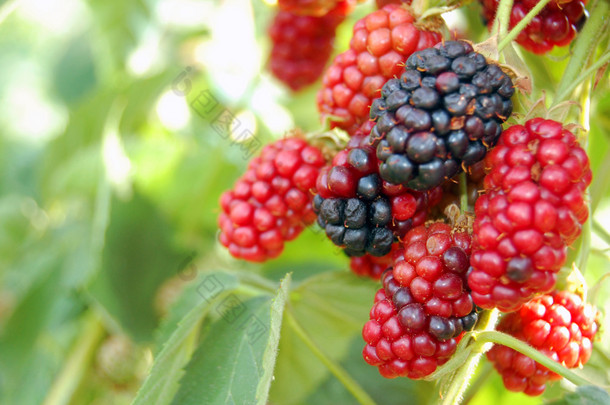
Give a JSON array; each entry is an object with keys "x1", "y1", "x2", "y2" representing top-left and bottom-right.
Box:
[
  {"x1": 487, "y1": 290, "x2": 598, "y2": 396},
  {"x1": 218, "y1": 136, "x2": 326, "y2": 262},
  {"x1": 370, "y1": 40, "x2": 514, "y2": 191},
  {"x1": 269, "y1": 10, "x2": 344, "y2": 91},
  {"x1": 314, "y1": 137, "x2": 442, "y2": 256},
  {"x1": 317, "y1": 4, "x2": 443, "y2": 134},
  {"x1": 468, "y1": 119, "x2": 592, "y2": 312},
  {"x1": 480, "y1": 0, "x2": 588, "y2": 54},
  {"x1": 362, "y1": 223, "x2": 479, "y2": 379},
  {"x1": 278, "y1": 0, "x2": 354, "y2": 17}
]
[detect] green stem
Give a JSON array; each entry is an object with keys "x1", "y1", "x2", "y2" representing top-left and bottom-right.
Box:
[
  {"x1": 42, "y1": 311, "x2": 106, "y2": 405},
  {"x1": 472, "y1": 330, "x2": 598, "y2": 387},
  {"x1": 593, "y1": 220, "x2": 610, "y2": 247},
  {"x1": 554, "y1": 51, "x2": 610, "y2": 107},
  {"x1": 497, "y1": 0, "x2": 553, "y2": 51},
  {"x1": 459, "y1": 172, "x2": 469, "y2": 214},
  {"x1": 440, "y1": 309, "x2": 499, "y2": 405},
  {"x1": 285, "y1": 310, "x2": 376, "y2": 405},
  {"x1": 461, "y1": 361, "x2": 493, "y2": 405},
  {"x1": 553, "y1": 0, "x2": 610, "y2": 106},
  {"x1": 491, "y1": 0, "x2": 514, "y2": 39}
]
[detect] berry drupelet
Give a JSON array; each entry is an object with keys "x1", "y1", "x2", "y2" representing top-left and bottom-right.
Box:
[
  {"x1": 487, "y1": 291, "x2": 598, "y2": 396},
  {"x1": 218, "y1": 136, "x2": 326, "y2": 262},
  {"x1": 468, "y1": 119, "x2": 592, "y2": 312},
  {"x1": 362, "y1": 223, "x2": 479, "y2": 379},
  {"x1": 317, "y1": 4, "x2": 442, "y2": 134},
  {"x1": 370, "y1": 40, "x2": 514, "y2": 191}
]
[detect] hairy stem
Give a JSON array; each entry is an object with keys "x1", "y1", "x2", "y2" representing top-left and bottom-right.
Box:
[
  {"x1": 554, "y1": 51, "x2": 610, "y2": 107},
  {"x1": 491, "y1": 0, "x2": 514, "y2": 39},
  {"x1": 286, "y1": 310, "x2": 376, "y2": 405},
  {"x1": 440, "y1": 309, "x2": 499, "y2": 405},
  {"x1": 497, "y1": 0, "x2": 553, "y2": 51},
  {"x1": 553, "y1": 0, "x2": 610, "y2": 106}
]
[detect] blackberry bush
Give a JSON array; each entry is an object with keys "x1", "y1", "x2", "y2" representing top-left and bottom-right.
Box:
[{"x1": 369, "y1": 40, "x2": 514, "y2": 190}]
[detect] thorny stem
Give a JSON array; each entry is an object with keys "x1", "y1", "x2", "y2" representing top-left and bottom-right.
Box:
[
  {"x1": 576, "y1": 77, "x2": 593, "y2": 273},
  {"x1": 285, "y1": 310, "x2": 376, "y2": 405},
  {"x1": 497, "y1": 0, "x2": 553, "y2": 51},
  {"x1": 553, "y1": 0, "x2": 610, "y2": 106}
]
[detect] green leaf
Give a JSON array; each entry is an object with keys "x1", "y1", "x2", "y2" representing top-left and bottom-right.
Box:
[
  {"x1": 88, "y1": 191, "x2": 187, "y2": 342},
  {"x1": 546, "y1": 385, "x2": 610, "y2": 405},
  {"x1": 170, "y1": 294, "x2": 275, "y2": 405},
  {"x1": 270, "y1": 272, "x2": 377, "y2": 404},
  {"x1": 132, "y1": 272, "x2": 239, "y2": 405},
  {"x1": 255, "y1": 273, "x2": 291, "y2": 404}
]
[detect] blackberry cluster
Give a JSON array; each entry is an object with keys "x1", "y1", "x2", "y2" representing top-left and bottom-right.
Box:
[
  {"x1": 362, "y1": 223, "x2": 479, "y2": 379},
  {"x1": 314, "y1": 136, "x2": 443, "y2": 256},
  {"x1": 468, "y1": 119, "x2": 592, "y2": 312},
  {"x1": 218, "y1": 136, "x2": 326, "y2": 262},
  {"x1": 487, "y1": 291, "x2": 598, "y2": 396},
  {"x1": 269, "y1": 10, "x2": 344, "y2": 91},
  {"x1": 317, "y1": 4, "x2": 442, "y2": 134},
  {"x1": 480, "y1": 0, "x2": 588, "y2": 54},
  {"x1": 370, "y1": 40, "x2": 514, "y2": 190}
]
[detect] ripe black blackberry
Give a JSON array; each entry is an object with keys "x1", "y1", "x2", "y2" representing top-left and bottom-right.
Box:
[
  {"x1": 314, "y1": 193, "x2": 394, "y2": 256},
  {"x1": 369, "y1": 40, "x2": 514, "y2": 191}
]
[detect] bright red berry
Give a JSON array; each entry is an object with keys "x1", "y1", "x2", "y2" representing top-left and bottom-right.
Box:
[
  {"x1": 468, "y1": 119, "x2": 591, "y2": 312},
  {"x1": 480, "y1": 0, "x2": 588, "y2": 54},
  {"x1": 218, "y1": 136, "x2": 326, "y2": 262},
  {"x1": 269, "y1": 9, "x2": 345, "y2": 91},
  {"x1": 362, "y1": 223, "x2": 478, "y2": 379},
  {"x1": 487, "y1": 290, "x2": 598, "y2": 396},
  {"x1": 317, "y1": 4, "x2": 442, "y2": 134}
]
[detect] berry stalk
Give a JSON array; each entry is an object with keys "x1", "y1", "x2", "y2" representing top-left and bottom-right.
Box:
[
  {"x1": 439, "y1": 309, "x2": 499, "y2": 405},
  {"x1": 491, "y1": 0, "x2": 514, "y2": 39},
  {"x1": 285, "y1": 310, "x2": 377, "y2": 405},
  {"x1": 496, "y1": 0, "x2": 553, "y2": 52},
  {"x1": 472, "y1": 330, "x2": 598, "y2": 387},
  {"x1": 552, "y1": 0, "x2": 610, "y2": 106}
]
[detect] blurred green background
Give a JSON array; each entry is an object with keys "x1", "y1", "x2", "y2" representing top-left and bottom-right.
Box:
[{"x1": 0, "y1": 0, "x2": 608, "y2": 404}]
